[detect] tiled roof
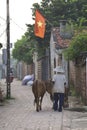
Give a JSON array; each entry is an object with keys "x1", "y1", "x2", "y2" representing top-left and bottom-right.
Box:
[{"x1": 52, "y1": 27, "x2": 71, "y2": 49}]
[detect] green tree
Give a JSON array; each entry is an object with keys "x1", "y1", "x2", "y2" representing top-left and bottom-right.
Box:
[
  {"x1": 63, "y1": 33, "x2": 87, "y2": 60},
  {"x1": 12, "y1": 0, "x2": 87, "y2": 63},
  {"x1": 12, "y1": 35, "x2": 37, "y2": 64}
]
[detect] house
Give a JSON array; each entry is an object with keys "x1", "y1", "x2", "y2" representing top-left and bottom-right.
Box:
[
  {"x1": 50, "y1": 27, "x2": 71, "y2": 85},
  {"x1": 33, "y1": 26, "x2": 71, "y2": 85}
]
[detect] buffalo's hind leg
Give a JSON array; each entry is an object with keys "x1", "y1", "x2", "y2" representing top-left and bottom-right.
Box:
[
  {"x1": 36, "y1": 98, "x2": 39, "y2": 112},
  {"x1": 39, "y1": 96, "x2": 43, "y2": 111}
]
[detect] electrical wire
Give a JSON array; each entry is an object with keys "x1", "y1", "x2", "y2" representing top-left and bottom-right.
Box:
[
  {"x1": 0, "y1": 29, "x2": 6, "y2": 38},
  {"x1": 10, "y1": 18, "x2": 26, "y2": 31},
  {"x1": 0, "y1": 15, "x2": 26, "y2": 32},
  {"x1": 0, "y1": 16, "x2": 6, "y2": 21},
  {"x1": 0, "y1": 23, "x2": 6, "y2": 27}
]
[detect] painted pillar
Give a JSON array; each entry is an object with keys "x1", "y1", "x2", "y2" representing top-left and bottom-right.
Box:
[
  {"x1": 33, "y1": 52, "x2": 38, "y2": 80},
  {"x1": 50, "y1": 30, "x2": 55, "y2": 78}
]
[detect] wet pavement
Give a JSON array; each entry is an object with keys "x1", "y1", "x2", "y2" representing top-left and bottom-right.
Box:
[{"x1": 0, "y1": 78, "x2": 87, "y2": 130}]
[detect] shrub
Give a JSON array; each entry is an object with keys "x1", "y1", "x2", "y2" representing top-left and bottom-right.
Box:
[{"x1": 63, "y1": 33, "x2": 87, "y2": 60}]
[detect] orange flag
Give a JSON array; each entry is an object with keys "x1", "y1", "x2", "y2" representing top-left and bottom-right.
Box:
[{"x1": 34, "y1": 10, "x2": 46, "y2": 38}]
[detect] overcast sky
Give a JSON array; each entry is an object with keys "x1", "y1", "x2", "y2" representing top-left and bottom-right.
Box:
[{"x1": 0, "y1": 0, "x2": 41, "y2": 47}]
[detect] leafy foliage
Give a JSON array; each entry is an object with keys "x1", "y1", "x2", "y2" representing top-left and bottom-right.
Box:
[
  {"x1": 12, "y1": 35, "x2": 37, "y2": 64},
  {"x1": 12, "y1": 0, "x2": 87, "y2": 64},
  {"x1": 63, "y1": 33, "x2": 87, "y2": 60}
]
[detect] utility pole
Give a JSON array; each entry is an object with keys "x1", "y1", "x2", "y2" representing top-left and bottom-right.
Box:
[{"x1": 6, "y1": 0, "x2": 11, "y2": 98}]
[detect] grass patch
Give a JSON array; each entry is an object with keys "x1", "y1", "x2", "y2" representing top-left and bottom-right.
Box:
[
  {"x1": 5, "y1": 96, "x2": 15, "y2": 100},
  {"x1": 69, "y1": 84, "x2": 77, "y2": 96}
]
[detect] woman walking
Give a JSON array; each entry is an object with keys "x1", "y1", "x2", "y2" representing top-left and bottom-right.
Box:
[{"x1": 52, "y1": 66, "x2": 67, "y2": 112}]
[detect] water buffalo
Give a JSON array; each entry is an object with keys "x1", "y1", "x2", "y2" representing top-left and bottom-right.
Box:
[
  {"x1": 44, "y1": 80, "x2": 54, "y2": 102},
  {"x1": 32, "y1": 79, "x2": 68, "y2": 112},
  {"x1": 32, "y1": 79, "x2": 54, "y2": 112},
  {"x1": 32, "y1": 80, "x2": 46, "y2": 112}
]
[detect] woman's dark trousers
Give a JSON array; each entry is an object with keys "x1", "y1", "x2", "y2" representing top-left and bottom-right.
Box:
[{"x1": 53, "y1": 93, "x2": 64, "y2": 112}]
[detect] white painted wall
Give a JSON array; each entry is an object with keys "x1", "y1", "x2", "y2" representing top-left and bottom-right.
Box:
[
  {"x1": 33, "y1": 52, "x2": 38, "y2": 80},
  {"x1": 50, "y1": 31, "x2": 55, "y2": 78}
]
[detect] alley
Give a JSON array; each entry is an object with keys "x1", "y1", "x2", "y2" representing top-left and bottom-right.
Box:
[{"x1": 0, "y1": 79, "x2": 87, "y2": 130}]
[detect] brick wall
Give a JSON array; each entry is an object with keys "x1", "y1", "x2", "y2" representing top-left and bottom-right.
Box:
[
  {"x1": 16, "y1": 62, "x2": 34, "y2": 80},
  {"x1": 69, "y1": 60, "x2": 87, "y2": 105},
  {"x1": 69, "y1": 61, "x2": 76, "y2": 86}
]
